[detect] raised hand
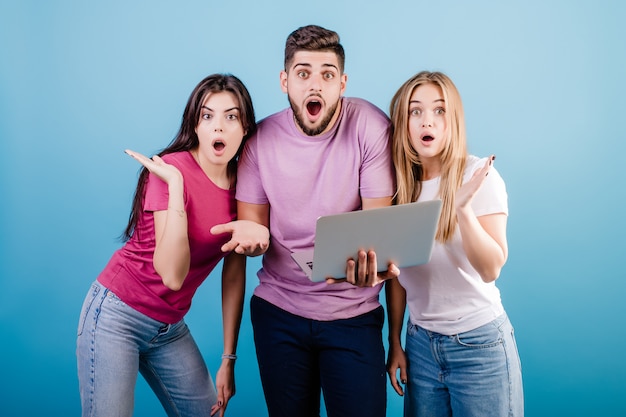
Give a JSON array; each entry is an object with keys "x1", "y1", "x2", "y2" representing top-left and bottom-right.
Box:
[
  {"x1": 456, "y1": 155, "x2": 494, "y2": 210},
  {"x1": 125, "y1": 149, "x2": 183, "y2": 185}
]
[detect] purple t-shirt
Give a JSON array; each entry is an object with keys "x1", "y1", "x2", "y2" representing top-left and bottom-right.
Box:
[
  {"x1": 97, "y1": 151, "x2": 236, "y2": 324},
  {"x1": 236, "y1": 97, "x2": 394, "y2": 320}
]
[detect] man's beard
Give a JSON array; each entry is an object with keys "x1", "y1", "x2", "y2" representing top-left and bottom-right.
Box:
[{"x1": 289, "y1": 97, "x2": 339, "y2": 136}]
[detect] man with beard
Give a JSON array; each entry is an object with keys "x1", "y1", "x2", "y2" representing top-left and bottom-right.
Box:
[{"x1": 235, "y1": 25, "x2": 398, "y2": 417}]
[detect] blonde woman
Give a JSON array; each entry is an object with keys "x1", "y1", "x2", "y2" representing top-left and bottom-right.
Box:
[{"x1": 385, "y1": 71, "x2": 523, "y2": 417}]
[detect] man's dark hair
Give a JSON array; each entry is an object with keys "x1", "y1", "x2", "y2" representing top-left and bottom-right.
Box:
[{"x1": 284, "y1": 25, "x2": 345, "y2": 72}]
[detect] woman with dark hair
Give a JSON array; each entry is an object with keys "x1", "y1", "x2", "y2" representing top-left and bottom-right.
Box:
[{"x1": 76, "y1": 74, "x2": 269, "y2": 417}]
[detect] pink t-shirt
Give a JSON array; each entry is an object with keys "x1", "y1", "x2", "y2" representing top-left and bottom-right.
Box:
[
  {"x1": 236, "y1": 97, "x2": 394, "y2": 321},
  {"x1": 97, "y1": 151, "x2": 236, "y2": 324}
]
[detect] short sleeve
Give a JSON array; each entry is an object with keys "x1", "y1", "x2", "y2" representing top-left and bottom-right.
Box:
[
  {"x1": 468, "y1": 157, "x2": 508, "y2": 217},
  {"x1": 235, "y1": 137, "x2": 268, "y2": 204},
  {"x1": 143, "y1": 173, "x2": 169, "y2": 212}
]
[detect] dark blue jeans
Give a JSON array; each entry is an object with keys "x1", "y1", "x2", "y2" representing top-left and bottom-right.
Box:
[{"x1": 250, "y1": 295, "x2": 387, "y2": 417}]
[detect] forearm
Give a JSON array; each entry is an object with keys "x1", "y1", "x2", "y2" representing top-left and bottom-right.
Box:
[
  {"x1": 457, "y1": 208, "x2": 508, "y2": 282},
  {"x1": 221, "y1": 252, "x2": 246, "y2": 357},
  {"x1": 153, "y1": 179, "x2": 191, "y2": 290},
  {"x1": 237, "y1": 201, "x2": 270, "y2": 227},
  {"x1": 215, "y1": 254, "x2": 244, "y2": 414},
  {"x1": 362, "y1": 196, "x2": 393, "y2": 210},
  {"x1": 385, "y1": 278, "x2": 407, "y2": 349}
]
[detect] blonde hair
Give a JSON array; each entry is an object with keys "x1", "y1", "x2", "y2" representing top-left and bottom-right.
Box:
[{"x1": 389, "y1": 71, "x2": 467, "y2": 243}]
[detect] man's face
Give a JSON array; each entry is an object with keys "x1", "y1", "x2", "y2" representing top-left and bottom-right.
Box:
[{"x1": 280, "y1": 50, "x2": 347, "y2": 136}]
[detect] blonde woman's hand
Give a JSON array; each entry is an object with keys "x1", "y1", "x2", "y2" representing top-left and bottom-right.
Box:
[
  {"x1": 456, "y1": 155, "x2": 494, "y2": 210},
  {"x1": 387, "y1": 344, "x2": 408, "y2": 397}
]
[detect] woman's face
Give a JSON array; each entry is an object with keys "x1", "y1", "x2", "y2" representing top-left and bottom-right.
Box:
[
  {"x1": 195, "y1": 91, "x2": 246, "y2": 167},
  {"x1": 407, "y1": 82, "x2": 448, "y2": 161}
]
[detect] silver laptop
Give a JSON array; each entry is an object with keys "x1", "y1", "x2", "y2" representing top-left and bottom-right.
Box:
[{"x1": 291, "y1": 199, "x2": 442, "y2": 282}]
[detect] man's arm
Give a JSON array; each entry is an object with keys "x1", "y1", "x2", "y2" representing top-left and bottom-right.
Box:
[{"x1": 237, "y1": 201, "x2": 270, "y2": 228}]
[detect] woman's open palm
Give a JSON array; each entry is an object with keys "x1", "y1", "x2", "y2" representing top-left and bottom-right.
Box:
[
  {"x1": 125, "y1": 149, "x2": 183, "y2": 185},
  {"x1": 456, "y1": 155, "x2": 494, "y2": 210}
]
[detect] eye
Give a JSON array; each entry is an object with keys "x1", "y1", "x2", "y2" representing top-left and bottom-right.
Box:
[
  {"x1": 323, "y1": 72, "x2": 335, "y2": 80},
  {"x1": 297, "y1": 70, "x2": 308, "y2": 79},
  {"x1": 409, "y1": 108, "x2": 421, "y2": 116},
  {"x1": 201, "y1": 113, "x2": 212, "y2": 120},
  {"x1": 435, "y1": 107, "x2": 446, "y2": 115},
  {"x1": 226, "y1": 113, "x2": 239, "y2": 121}
]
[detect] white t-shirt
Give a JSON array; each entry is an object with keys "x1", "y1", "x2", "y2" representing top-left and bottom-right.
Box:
[{"x1": 398, "y1": 155, "x2": 508, "y2": 335}]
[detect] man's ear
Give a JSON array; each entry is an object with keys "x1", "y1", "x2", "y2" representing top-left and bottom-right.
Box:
[
  {"x1": 280, "y1": 70, "x2": 288, "y2": 93},
  {"x1": 339, "y1": 73, "x2": 348, "y2": 96}
]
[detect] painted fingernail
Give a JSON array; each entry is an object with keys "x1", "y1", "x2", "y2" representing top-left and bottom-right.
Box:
[{"x1": 402, "y1": 379, "x2": 407, "y2": 384}]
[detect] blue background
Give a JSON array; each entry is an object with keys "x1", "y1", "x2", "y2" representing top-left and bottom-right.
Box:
[{"x1": 1, "y1": 1, "x2": 625, "y2": 415}]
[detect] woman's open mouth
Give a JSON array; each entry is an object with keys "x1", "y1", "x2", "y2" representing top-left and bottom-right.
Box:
[{"x1": 213, "y1": 140, "x2": 226, "y2": 153}]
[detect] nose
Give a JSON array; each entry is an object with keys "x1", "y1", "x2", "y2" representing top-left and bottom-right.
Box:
[
  {"x1": 308, "y1": 73, "x2": 322, "y2": 91},
  {"x1": 422, "y1": 116, "x2": 433, "y2": 128},
  {"x1": 214, "y1": 119, "x2": 224, "y2": 132}
]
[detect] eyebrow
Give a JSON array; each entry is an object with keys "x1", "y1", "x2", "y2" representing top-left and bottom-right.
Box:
[
  {"x1": 201, "y1": 105, "x2": 240, "y2": 112},
  {"x1": 409, "y1": 99, "x2": 445, "y2": 105},
  {"x1": 292, "y1": 62, "x2": 339, "y2": 71}
]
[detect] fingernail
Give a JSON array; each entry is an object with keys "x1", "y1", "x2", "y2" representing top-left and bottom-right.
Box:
[
  {"x1": 402, "y1": 379, "x2": 407, "y2": 384},
  {"x1": 218, "y1": 401, "x2": 223, "y2": 407}
]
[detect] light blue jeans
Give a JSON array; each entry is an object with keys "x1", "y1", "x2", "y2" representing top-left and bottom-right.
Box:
[
  {"x1": 76, "y1": 281, "x2": 217, "y2": 417},
  {"x1": 404, "y1": 314, "x2": 523, "y2": 417}
]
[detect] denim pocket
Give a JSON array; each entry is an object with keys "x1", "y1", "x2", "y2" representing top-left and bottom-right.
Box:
[
  {"x1": 77, "y1": 282, "x2": 101, "y2": 336},
  {"x1": 454, "y1": 320, "x2": 503, "y2": 349},
  {"x1": 406, "y1": 322, "x2": 419, "y2": 337}
]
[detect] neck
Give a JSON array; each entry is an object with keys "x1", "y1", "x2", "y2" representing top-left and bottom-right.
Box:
[
  {"x1": 191, "y1": 150, "x2": 230, "y2": 189},
  {"x1": 421, "y1": 158, "x2": 441, "y2": 181}
]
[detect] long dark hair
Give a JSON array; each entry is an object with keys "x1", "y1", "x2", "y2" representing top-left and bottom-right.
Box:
[{"x1": 121, "y1": 74, "x2": 256, "y2": 241}]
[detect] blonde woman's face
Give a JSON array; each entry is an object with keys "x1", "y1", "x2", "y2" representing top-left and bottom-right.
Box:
[{"x1": 407, "y1": 83, "x2": 447, "y2": 161}]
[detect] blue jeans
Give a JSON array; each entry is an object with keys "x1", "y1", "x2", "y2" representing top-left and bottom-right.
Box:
[
  {"x1": 76, "y1": 281, "x2": 217, "y2": 417},
  {"x1": 404, "y1": 314, "x2": 523, "y2": 417},
  {"x1": 250, "y1": 295, "x2": 387, "y2": 417}
]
